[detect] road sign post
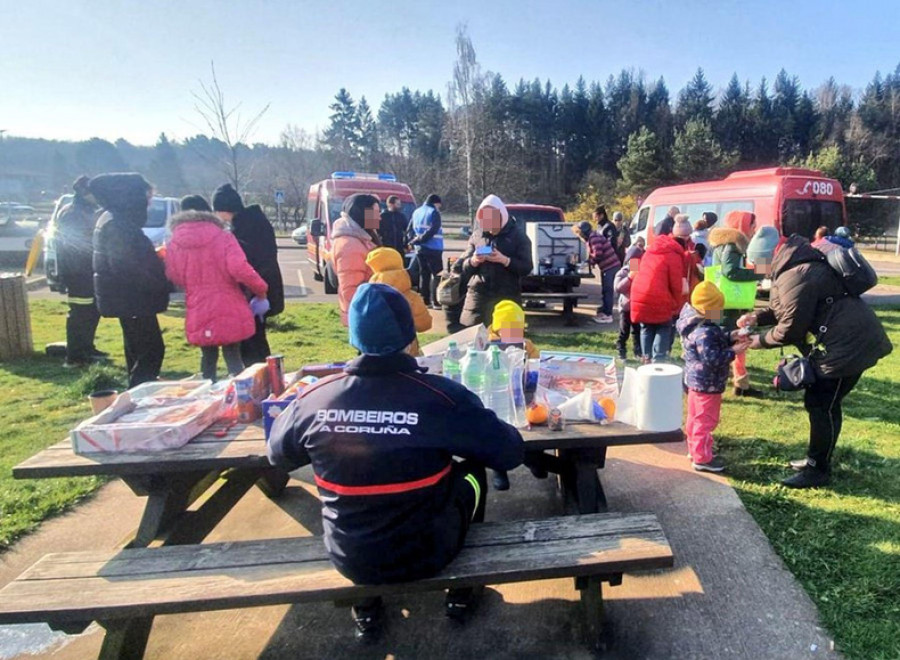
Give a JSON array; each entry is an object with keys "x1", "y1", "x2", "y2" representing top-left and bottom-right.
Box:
[{"x1": 274, "y1": 190, "x2": 285, "y2": 228}]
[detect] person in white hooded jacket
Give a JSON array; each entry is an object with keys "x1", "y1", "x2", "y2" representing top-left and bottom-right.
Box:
[{"x1": 454, "y1": 195, "x2": 534, "y2": 328}]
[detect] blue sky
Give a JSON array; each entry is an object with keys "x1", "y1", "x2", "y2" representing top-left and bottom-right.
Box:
[{"x1": 2, "y1": 0, "x2": 899, "y2": 146}]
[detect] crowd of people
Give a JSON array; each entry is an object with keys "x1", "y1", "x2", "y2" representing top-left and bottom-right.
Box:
[
  {"x1": 51, "y1": 175, "x2": 893, "y2": 641},
  {"x1": 55, "y1": 173, "x2": 284, "y2": 387}
]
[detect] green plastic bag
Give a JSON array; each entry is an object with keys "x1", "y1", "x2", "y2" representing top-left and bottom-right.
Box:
[{"x1": 705, "y1": 264, "x2": 757, "y2": 309}]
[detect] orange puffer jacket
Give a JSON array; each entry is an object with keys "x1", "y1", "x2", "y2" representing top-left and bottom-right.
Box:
[
  {"x1": 332, "y1": 215, "x2": 377, "y2": 326},
  {"x1": 366, "y1": 247, "x2": 433, "y2": 333}
]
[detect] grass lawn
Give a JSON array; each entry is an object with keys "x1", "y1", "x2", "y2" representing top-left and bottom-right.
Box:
[
  {"x1": 1, "y1": 299, "x2": 897, "y2": 658},
  {"x1": 879, "y1": 274, "x2": 900, "y2": 288}
]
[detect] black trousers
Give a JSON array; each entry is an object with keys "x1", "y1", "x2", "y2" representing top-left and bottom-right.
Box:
[
  {"x1": 616, "y1": 311, "x2": 642, "y2": 359},
  {"x1": 240, "y1": 317, "x2": 271, "y2": 366},
  {"x1": 200, "y1": 343, "x2": 244, "y2": 381},
  {"x1": 417, "y1": 248, "x2": 443, "y2": 306},
  {"x1": 66, "y1": 300, "x2": 101, "y2": 362},
  {"x1": 804, "y1": 373, "x2": 861, "y2": 472},
  {"x1": 119, "y1": 316, "x2": 164, "y2": 388}
]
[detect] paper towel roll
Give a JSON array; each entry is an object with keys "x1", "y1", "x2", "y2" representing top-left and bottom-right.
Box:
[
  {"x1": 616, "y1": 367, "x2": 638, "y2": 426},
  {"x1": 634, "y1": 364, "x2": 683, "y2": 432}
]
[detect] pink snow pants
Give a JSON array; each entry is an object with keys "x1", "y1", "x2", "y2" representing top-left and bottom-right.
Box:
[{"x1": 686, "y1": 390, "x2": 723, "y2": 464}]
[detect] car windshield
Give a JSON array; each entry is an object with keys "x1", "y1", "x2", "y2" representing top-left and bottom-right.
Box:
[
  {"x1": 328, "y1": 199, "x2": 415, "y2": 225},
  {"x1": 782, "y1": 200, "x2": 843, "y2": 240},
  {"x1": 509, "y1": 209, "x2": 563, "y2": 223},
  {"x1": 145, "y1": 199, "x2": 168, "y2": 228}
]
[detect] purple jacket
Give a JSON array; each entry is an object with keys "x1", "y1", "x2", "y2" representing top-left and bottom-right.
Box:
[
  {"x1": 676, "y1": 304, "x2": 735, "y2": 394},
  {"x1": 586, "y1": 231, "x2": 621, "y2": 273}
]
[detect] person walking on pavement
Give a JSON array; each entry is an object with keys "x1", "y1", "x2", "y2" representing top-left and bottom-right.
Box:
[
  {"x1": 408, "y1": 193, "x2": 444, "y2": 308},
  {"x1": 90, "y1": 173, "x2": 169, "y2": 387},
  {"x1": 212, "y1": 183, "x2": 284, "y2": 365},
  {"x1": 57, "y1": 175, "x2": 107, "y2": 367},
  {"x1": 573, "y1": 221, "x2": 621, "y2": 325},
  {"x1": 268, "y1": 283, "x2": 524, "y2": 639},
  {"x1": 378, "y1": 195, "x2": 408, "y2": 254}
]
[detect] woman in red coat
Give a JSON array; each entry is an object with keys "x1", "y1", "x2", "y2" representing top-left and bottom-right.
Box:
[
  {"x1": 630, "y1": 233, "x2": 685, "y2": 362},
  {"x1": 165, "y1": 211, "x2": 269, "y2": 380}
]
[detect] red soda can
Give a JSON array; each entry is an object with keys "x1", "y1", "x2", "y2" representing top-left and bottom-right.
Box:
[{"x1": 266, "y1": 355, "x2": 285, "y2": 397}]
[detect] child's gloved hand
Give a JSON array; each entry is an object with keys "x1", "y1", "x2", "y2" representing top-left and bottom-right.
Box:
[{"x1": 249, "y1": 296, "x2": 270, "y2": 320}]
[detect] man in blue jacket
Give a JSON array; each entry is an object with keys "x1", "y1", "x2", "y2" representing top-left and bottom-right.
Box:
[
  {"x1": 408, "y1": 193, "x2": 444, "y2": 307},
  {"x1": 268, "y1": 283, "x2": 523, "y2": 640}
]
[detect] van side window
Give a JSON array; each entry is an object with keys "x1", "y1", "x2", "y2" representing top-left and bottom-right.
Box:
[
  {"x1": 635, "y1": 207, "x2": 650, "y2": 232},
  {"x1": 719, "y1": 200, "x2": 755, "y2": 217},
  {"x1": 653, "y1": 206, "x2": 670, "y2": 225}
]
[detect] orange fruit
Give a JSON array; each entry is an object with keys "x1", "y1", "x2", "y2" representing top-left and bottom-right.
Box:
[
  {"x1": 525, "y1": 403, "x2": 549, "y2": 425},
  {"x1": 599, "y1": 398, "x2": 616, "y2": 420}
]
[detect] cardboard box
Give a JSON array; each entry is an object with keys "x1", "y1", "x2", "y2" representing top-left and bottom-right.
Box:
[{"x1": 536, "y1": 351, "x2": 618, "y2": 408}]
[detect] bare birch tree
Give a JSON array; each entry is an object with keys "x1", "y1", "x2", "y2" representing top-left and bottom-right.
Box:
[
  {"x1": 448, "y1": 25, "x2": 483, "y2": 218},
  {"x1": 192, "y1": 62, "x2": 270, "y2": 192}
]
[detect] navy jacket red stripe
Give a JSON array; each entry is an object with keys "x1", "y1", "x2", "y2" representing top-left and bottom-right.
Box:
[{"x1": 267, "y1": 352, "x2": 524, "y2": 584}]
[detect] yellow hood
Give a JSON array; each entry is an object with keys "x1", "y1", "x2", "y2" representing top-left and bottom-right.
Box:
[{"x1": 367, "y1": 247, "x2": 412, "y2": 291}]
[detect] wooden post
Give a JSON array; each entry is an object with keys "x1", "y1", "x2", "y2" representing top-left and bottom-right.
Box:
[{"x1": 0, "y1": 273, "x2": 33, "y2": 360}]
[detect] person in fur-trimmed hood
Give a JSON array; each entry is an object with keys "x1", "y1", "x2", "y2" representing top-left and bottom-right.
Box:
[
  {"x1": 165, "y1": 211, "x2": 269, "y2": 380},
  {"x1": 212, "y1": 183, "x2": 284, "y2": 364},
  {"x1": 331, "y1": 194, "x2": 380, "y2": 326},
  {"x1": 709, "y1": 210, "x2": 764, "y2": 396}
]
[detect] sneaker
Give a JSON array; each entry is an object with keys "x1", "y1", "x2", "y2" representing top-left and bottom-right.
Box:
[
  {"x1": 789, "y1": 457, "x2": 809, "y2": 471},
  {"x1": 591, "y1": 314, "x2": 613, "y2": 325},
  {"x1": 351, "y1": 598, "x2": 383, "y2": 643},
  {"x1": 90, "y1": 349, "x2": 110, "y2": 359},
  {"x1": 528, "y1": 465, "x2": 548, "y2": 479},
  {"x1": 781, "y1": 467, "x2": 830, "y2": 489},
  {"x1": 445, "y1": 586, "x2": 483, "y2": 622},
  {"x1": 492, "y1": 470, "x2": 510, "y2": 491},
  {"x1": 692, "y1": 456, "x2": 727, "y2": 473},
  {"x1": 733, "y1": 386, "x2": 764, "y2": 398}
]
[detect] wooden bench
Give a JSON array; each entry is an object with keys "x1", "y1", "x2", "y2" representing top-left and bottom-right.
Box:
[
  {"x1": 521, "y1": 292, "x2": 586, "y2": 326},
  {"x1": 0, "y1": 512, "x2": 673, "y2": 659}
]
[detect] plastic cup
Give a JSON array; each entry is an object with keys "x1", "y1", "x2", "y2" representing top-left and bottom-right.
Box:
[{"x1": 88, "y1": 389, "x2": 118, "y2": 415}]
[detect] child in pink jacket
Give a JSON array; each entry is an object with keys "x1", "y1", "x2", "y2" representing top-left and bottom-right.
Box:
[{"x1": 165, "y1": 211, "x2": 268, "y2": 380}]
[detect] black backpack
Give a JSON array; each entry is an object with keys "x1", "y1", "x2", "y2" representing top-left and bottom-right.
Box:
[{"x1": 825, "y1": 246, "x2": 877, "y2": 297}]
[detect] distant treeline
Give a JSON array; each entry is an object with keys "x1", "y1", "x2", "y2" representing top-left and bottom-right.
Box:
[{"x1": 5, "y1": 33, "x2": 900, "y2": 224}]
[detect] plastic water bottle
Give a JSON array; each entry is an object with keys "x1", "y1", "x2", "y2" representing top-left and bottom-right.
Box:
[
  {"x1": 486, "y1": 345, "x2": 513, "y2": 424},
  {"x1": 461, "y1": 349, "x2": 487, "y2": 404},
  {"x1": 443, "y1": 340, "x2": 464, "y2": 383}
]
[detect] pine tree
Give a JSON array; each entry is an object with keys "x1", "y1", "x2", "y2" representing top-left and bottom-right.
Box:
[
  {"x1": 617, "y1": 127, "x2": 667, "y2": 194},
  {"x1": 748, "y1": 78, "x2": 778, "y2": 163},
  {"x1": 356, "y1": 96, "x2": 378, "y2": 168},
  {"x1": 773, "y1": 69, "x2": 801, "y2": 161},
  {"x1": 715, "y1": 74, "x2": 751, "y2": 156},
  {"x1": 675, "y1": 68, "x2": 714, "y2": 129},
  {"x1": 322, "y1": 88, "x2": 361, "y2": 164},
  {"x1": 646, "y1": 78, "x2": 673, "y2": 150},
  {"x1": 672, "y1": 119, "x2": 738, "y2": 182}
]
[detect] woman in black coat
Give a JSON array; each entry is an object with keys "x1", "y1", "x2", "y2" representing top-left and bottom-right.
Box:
[
  {"x1": 90, "y1": 173, "x2": 170, "y2": 387},
  {"x1": 455, "y1": 195, "x2": 533, "y2": 328},
  {"x1": 741, "y1": 235, "x2": 892, "y2": 488}
]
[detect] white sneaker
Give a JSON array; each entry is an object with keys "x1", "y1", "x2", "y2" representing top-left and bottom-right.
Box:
[{"x1": 591, "y1": 314, "x2": 613, "y2": 325}]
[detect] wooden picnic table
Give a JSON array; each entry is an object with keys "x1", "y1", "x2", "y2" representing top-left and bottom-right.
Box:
[
  {"x1": 522, "y1": 422, "x2": 683, "y2": 514},
  {"x1": 14, "y1": 418, "x2": 682, "y2": 545},
  {"x1": 13, "y1": 422, "x2": 290, "y2": 548}
]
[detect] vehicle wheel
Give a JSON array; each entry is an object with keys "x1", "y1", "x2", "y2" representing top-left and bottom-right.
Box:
[{"x1": 324, "y1": 262, "x2": 338, "y2": 294}]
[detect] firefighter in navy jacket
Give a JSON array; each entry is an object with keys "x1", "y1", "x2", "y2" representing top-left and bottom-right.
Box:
[{"x1": 268, "y1": 282, "x2": 523, "y2": 634}]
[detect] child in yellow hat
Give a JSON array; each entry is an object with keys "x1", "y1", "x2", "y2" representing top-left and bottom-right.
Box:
[
  {"x1": 675, "y1": 281, "x2": 749, "y2": 473},
  {"x1": 487, "y1": 300, "x2": 539, "y2": 359}
]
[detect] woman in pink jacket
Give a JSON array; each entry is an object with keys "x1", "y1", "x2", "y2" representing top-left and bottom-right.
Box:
[
  {"x1": 165, "y1": 211, "x2": 268, "y2": 380},
  {"x1": 331, "y1": 194, "x2": 379, "y2": 325}
]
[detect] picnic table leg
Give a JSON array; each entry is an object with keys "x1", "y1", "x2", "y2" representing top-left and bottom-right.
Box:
[
  {"x1": 98, "y1": 617, "x2": 153, "y2": 660},
  {"x1": 576, "y1": 575, "x2": 610, "y2": 653},
  {"x1": 563, "y1": 297, "x2": 577, "y2": 326},
  {"x1": 123, "y1": 472, "x2": 211, "y2": 548},
  {"x1": 557, "y1": 450, "x2": 608, "y2": 514}
]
